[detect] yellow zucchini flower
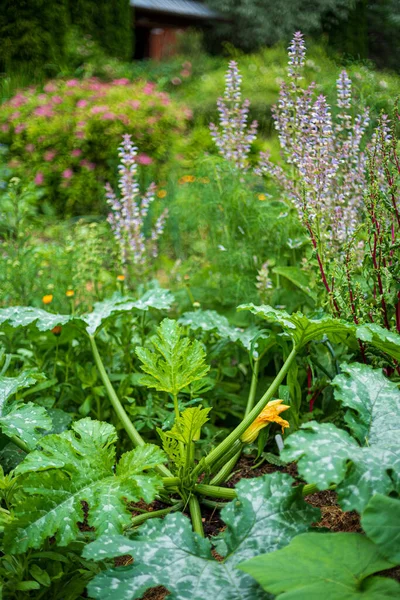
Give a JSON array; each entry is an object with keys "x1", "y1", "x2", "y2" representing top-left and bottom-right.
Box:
[{"x1": 241, "y1": 399, "x2": 290, "y2": 444}]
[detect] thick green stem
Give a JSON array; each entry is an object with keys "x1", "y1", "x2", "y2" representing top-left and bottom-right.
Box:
[
  {"x1": 193, "y1": 345, "x2": 297, "y2": 478},
  {"x1": 302, "y1": 482, "x2": 336, "y2": 496},
  {"x1": 197, "y1": 482, "x2": 336, "y2": 501},
  {"x1": 210, "y1": 358, "x2": 260, "y2": 485},
  {"x1": 189, "y1": 495, "x2": 204, "y2": 537},
  {"x1": 245, "y1": 358, "x2": 260, "y2": 416},
  {"x1": 131, "y1": 501, "x2": 183, "y2": 528},
  {"x1": 210, "y1": 448, "x2": 242, "y2": 486},
  {"x1": 10, "y1": 435, "x2": 29, "y2": 454},
  {"x1": 194, "y1": 484, "x2": 237, "y2": 500},
  {"x1": 162, "y1": 477, "x2": 181, "y2": 487},
  {"x1": 200, "y1": 499, "x2": 228, "y2": 509},
  {"x1": 89, "y1": 334, "x2": 172, "y2": 477}
]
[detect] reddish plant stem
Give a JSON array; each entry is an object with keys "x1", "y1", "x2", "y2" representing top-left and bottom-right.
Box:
[
  {"x1": 368, "y1": 190, "x2": 391, "y2": 330},
  {"x1": 309, "y1": 389, "x2": 321, "y2": 412},
  {"x1": 306, "y1": 221, "x2": 341, "y2": 318},
  {"x1": 345, "y1": 247, "x2": 367, "y2": 363}
]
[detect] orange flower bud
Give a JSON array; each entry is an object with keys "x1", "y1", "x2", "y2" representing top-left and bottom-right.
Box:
[{"x1": 42, "y1": 294, "x2": 53, "y2": 305}]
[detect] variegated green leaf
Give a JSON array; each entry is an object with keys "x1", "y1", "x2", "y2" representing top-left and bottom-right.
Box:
[
  {"x1": 238, "y1": 304, "x2": 352, "y2": 348},
  {"x1": 84, "y1": 472, "x2": 319, "y2": 600},
  {"x1": 81, "y1": 288, "x2": 174, "y2": 335},
  {"x1": 281, "y1": 363, "x2": 400, "y2": 512},
  {"x1": 179, "y1": 309, "x2": 266, "y2": 352},
  {"x1": 0, "y1": 288, "x2": 174, "y2": 336},
  {"x1": 0, "y1": 307, "x2": 71, "y2": 331},
  {"x1": 4, "y1": 418, "x2": 166, "y2": 553},
  {"x1": 357, "y1": 323, "x2": 400, "y2": 362},
  {"x1": 0, "y1": 372, "x2": 51, "y2": 450}
]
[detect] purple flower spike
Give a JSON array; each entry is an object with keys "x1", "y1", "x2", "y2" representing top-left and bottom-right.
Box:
[
  {"x1": 106, "y1": 134, "x2": 168, "y2": 268},
  {"x1": 210, "y1": 61, "x2": 257, "y2": 170}
]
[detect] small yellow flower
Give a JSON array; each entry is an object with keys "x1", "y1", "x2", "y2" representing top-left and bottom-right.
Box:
[
  {"x1": 66, "y1": 289, "x2": 74, "y2": 298},
  {"x1": 157, "y1": 189, "x2": 167, "y2": 198},
  {"x1": 42, "y1": 294, "x2": 53, "y2": 305},
  {"x1": 201, "y1": 177, "x2": 210, "y2": 184},
  {"x1": 180, "y1": 174, "x2": 196, "y2": 184},
  {"x1": 241, "y1": 399, "x2": 290, "y2": 444},
  {"x1": 258, "y1": 194, "x2": 267, "y2": 201},
  {"x1": 117, "y1": 274, "x2": 125, "y2": 282}
]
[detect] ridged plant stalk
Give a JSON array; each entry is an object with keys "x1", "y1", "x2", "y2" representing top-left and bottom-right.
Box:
[
  {"x1": 192, "y1": 344, "x2": 298, "y2": 480},
  {"x1": 89, "y1": 334, "x2": 173, "y2": 478}
]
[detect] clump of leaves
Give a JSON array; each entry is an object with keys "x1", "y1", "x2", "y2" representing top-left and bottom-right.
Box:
[
  {"x1": 240, "y1": 532, "x2": 400, "y2": 599},
  {"x1": 0, "y1": 371, "x2": 51, "y2": 450},
  {"x1": 3, "y1": 418, "x2": 166, "y2": 553},
  {"x1": 84, "y1": 472, "x2": 320, "y2": 600},
  {"x1": 281, "y1": 362, "x2": 400, "y2": 511},
  {"x1": 135, "y1": 318, "x2": 210, "y2": 396}
]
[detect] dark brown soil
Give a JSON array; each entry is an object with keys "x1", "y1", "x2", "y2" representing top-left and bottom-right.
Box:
[
  {"x1": 77, "y1": 500, "x2": 95, "y2": 533},
  {"x1": 225, "y1": 456, "x2": 299, "y2": 488},
  {"x1": 306, "y1": 490, "x2": 362, "y2": 533}
]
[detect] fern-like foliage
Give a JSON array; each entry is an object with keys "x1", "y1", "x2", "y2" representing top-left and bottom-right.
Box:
[{"x1": 4, "y1": 418, "x2": 166, "y2": 553}]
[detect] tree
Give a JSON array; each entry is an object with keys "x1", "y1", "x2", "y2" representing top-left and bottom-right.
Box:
[{"x1": 206, "y1": 0, "x2": 353, "y2": 53}]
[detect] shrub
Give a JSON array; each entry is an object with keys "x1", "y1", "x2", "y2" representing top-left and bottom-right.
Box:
[
  {"x1": 0, "y1": 0, "x2": 69, "y2": 74},
  {"x1": 0, "y1": 78, "x2": 189, "y2": 215},
  {"x1": 68, "y1": 0, "x2": 133, "y2": 61}
]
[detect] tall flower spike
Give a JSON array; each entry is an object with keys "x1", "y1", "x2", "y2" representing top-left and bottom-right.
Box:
[
  {"x1": 210, "y1": 61, "x2": 257, "y2": 171},
  {"x1": 258, "y1": 32, "x2": 370, "y2": 256},
  {"x1": 106, "y1": 134, "x2": 168, "y2": 269},
  {"x1": 288, "y1": 31, "x2": 306, "y2": 82}
]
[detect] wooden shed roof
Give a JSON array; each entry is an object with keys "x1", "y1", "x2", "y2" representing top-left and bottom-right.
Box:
[{"x1": 131, "y1": 0, "x2": 221, "y2": 20}]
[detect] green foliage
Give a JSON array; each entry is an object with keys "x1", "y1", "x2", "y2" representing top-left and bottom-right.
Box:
[
  {"x1": 179, "y1": 309, "x2": 266, "y2": 353},
  {"x1": 68, "y1": 0, "x2": 132, "y2": 61},
  {"x1": 0, "y1": 0, "x2": 69, "y2": 73},
  {"x1": 167, "y1": 159, "x2": 307, "y2": 309},
  {"x1": 0, "y1": 371, "x2": 51, "y2": 449},
  {"x1": 158, "y1": 406, "x2": 211, "y2": 467},
  {"x1": 362, "y1": 495, "x2": 400, "y2": 564},
  {"x1": 0, "y1": 79, "x2": 187, "y2": 215},
  {"x1": 136, "y1": 319, "x2": 210, "y2": 395},
  {"x1": 239, "y1": 304, "x2": 353, "y2": 348},
  {"x1": 0, "y1": 288, "x2": 174, "y2": 335},
  {"x1": 82, "y1": 289, "x2": 174, "y2": 335},
  {"x1": 207, "y1": 0, "x2": 352, "y2": 52},
  {"x1": 3, "y1": 418, "x2": 166, "y2": 553},
  {"x1": 281, "y1": 363, "x2": 400, "y2": 511},
  {"x1": 239, "y1": 532, "x2": 400, "y2": 599},
  {"x1": 84, "y1": 472, "x2": 319, "y2": 599}
]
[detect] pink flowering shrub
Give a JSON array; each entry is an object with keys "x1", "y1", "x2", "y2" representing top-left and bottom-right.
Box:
[{"x1": 0, "y1": 78, "x2": 187, "y2": 215}]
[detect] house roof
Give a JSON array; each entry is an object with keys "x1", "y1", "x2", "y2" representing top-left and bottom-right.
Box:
[{"x1": 131, "y1": 0, "x2": 220, "y2": 20}]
